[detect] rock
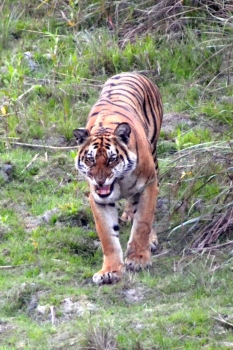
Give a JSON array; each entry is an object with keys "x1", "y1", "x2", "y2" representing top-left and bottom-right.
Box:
[
  {"x1": 123, "y1": 286, "x2": 148, "y2": 303},
  {"x1": 41, "y1": 208, "x2": 59, "y2": 223},
  {"x1": 0, "y1": 66, "x2": 8, "y2": 75},
  {"x1": 0, "y1": 162, "x2": 14, "y2": 183},
  {"x1": 23, "y1": 51, "x2": 38, "y2": 71},
  {"x1": 162, "y1": 113, "x2": 194, "y2": 133},
  {"x1": 61, "y1": 297, "x2": 97, "y2": 316},
  {"x1": 37, "y1": 304, "x2": 50, "y2": 314}
]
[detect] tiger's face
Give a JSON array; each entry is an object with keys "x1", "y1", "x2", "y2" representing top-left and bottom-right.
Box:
[{"x1": 73, "y1": 123, "x2": 137, "y2": 201}]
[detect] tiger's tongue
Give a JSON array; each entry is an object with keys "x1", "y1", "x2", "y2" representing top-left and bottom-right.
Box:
[{"x1": 97, "y1": 185, "x2": 111, "y2": 195}]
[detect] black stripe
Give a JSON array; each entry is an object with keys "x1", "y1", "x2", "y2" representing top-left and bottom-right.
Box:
[
  {"x1": 117, "y1": 82, "x2": 144, "y2": 99},
  {"x1": 142, "y1": 97, "x2": 151, "y2": 126},
  {"x1": 104, "y1": 82, "x2": 116, "y2": 88},
  {"x1": 117, "y1": 142, "x2": 132, "y2": 161},
  {"x1": 89, "y1": 107, "x2": 109, "y2": 117},
  {"x1": 95, "y1": 99, "x2": 133, "y2": 120},
  {"x1": 108, "y1": 76, "x2": 146, "y2": 101},
  {"x1": 146, "y1": 93, "x2": 159, "y2": 146},
  {"x1": 94, "y1": 200, "x2": 106, "y2": 206},
  {"x1": 111, "y1": 75, "x2": 121, "y2": 80},
  {"x1": 106, "y1": 81, "x2": 145, "y2": 99},
  {"x1": 115, "y1": 79, "x2": 145, "y2": 95},
  {"x1": 122, "y1": 80, "x2": 145, "y2": 93},
  {"x1": 105, "y1": 92, "x2": 140, "y2": 116},
  {"x1": 108, "y1": 91, "x2": 140, "y2": 106},
  {"x1": 89, "y1": 111, "x2": 99, "y2": 117},
  {"x1": 131, "y1": 128, "x2": 139, "y2": 166}
]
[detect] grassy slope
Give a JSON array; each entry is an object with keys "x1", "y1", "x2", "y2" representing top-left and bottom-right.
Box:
[{"x1": 0, "y1": 1, "x2": 233, "y2": 349}]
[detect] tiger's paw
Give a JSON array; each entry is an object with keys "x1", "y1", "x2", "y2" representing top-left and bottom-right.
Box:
[
  {"x1": 121, "y1": 211, "x2": 131, "y2": 222},
  {"x1": 92, "y1": 270, "x2": 122, "y2": 285},
  {"x1": 150, "y1": 233, "x2": 158, "y2": 253},
  {"x1": 125, "y1": 249, "x2": 152, "y2": 272},
  {"x1": 121, "y1": 202, "x2": 134, "y2": 222}
]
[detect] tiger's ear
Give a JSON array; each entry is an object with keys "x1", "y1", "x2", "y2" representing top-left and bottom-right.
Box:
[
  {"x1": 73, "y1": 128, "x2": 90, "y2": 145},
  {"x1": 114, "y1": 123, "x2": 131, "y2": 145}
]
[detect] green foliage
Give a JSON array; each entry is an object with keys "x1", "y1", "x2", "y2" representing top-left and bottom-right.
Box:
[{"x1": 174, "y1": 128, "x2": 212, "y2": 151}]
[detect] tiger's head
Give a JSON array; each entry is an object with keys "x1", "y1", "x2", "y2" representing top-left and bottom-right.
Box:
[{"x1": 73, "y1": 123, "x2": 137, "y2": 201}]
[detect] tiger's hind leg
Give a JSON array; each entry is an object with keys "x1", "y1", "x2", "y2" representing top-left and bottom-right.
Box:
[
  {"x1": 125, "y1": 179, "x2": 159, "y2": 271},
  {"x1": 121, "y1": 196, "x2": 158, "y2": 253},
  {"x1": 149, "y1": 226, "x2": 158, "y2": 253},
  {"x1": 121, "y1": 195, "x2": 139, "y2": 223}
]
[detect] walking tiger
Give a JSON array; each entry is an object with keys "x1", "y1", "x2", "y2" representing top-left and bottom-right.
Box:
[{"x1": 73, "y1": 72, "x2": 163, "y2": 285}]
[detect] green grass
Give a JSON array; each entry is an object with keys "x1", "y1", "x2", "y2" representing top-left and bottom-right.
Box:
[
  {"x1": 1, "y1": 252, "x2": 233, "y2": 349},
  {"x1": 1, "y1": 0, "x2": 233, "y2": 349}
]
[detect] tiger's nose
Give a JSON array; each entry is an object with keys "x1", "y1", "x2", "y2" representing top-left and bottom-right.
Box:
[{"x1": 96, "y1": 179, "x2": 105, "y2": 187}]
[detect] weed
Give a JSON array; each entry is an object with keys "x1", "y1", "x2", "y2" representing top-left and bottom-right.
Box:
[
  {"x1": 174, "y1": 127, "x2": 212, "y2": 151},
  {"x1": 82, "y1": 322, "x2": 118, "y2": 350}
]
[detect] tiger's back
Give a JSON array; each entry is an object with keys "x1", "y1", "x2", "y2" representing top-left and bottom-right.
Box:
[
  {"x1": 73, "y1": 72, "x2": 163, "y2": 285},
  {"x1": 88, "y1": 72, "x2": 163, "y2": 168}
]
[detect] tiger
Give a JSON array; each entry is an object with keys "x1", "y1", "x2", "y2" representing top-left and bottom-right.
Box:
[{"x1": 73, "y1": 72, "x2": 163, "y2": 285}]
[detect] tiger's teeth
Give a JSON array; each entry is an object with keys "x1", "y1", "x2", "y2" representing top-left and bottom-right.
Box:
[{"x1": 96, "y1": 185, "x2": 111, "y2": 196}]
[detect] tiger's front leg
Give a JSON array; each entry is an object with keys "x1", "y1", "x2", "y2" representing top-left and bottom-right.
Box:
[
  {"x1": 125, "y1": 178, "x2": 159, "y2": 271},
  {"x1": 89, "y1": 194, "x2": 124, "y2": 285}
]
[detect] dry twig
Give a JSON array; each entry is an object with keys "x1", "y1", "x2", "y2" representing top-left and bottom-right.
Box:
[{"x1": 1, "y1": 139, "x2": 78, "y2": 151}]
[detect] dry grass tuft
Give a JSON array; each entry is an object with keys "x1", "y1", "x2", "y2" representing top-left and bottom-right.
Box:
[
  {"x1": 84, "y1": 323, "x2": 118, "y2": 350},
  {"x1": 161, "y1": 140, "x2": 233, "y2": 250},
  {"x1": 192, "y1": 205, "x2": 233, "y2": 249}
]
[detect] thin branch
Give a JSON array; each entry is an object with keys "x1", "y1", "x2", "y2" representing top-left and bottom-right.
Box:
[
  {"x1": 191, "y1": 240, "x2": 233, "y2": 252},
  {"x1": 2, "y1": 140, "x2": 79, "y2": 151},
  {"x1": 0, "y1": 265, "x2": 24, "y2": 269},
  {"x1": 213, "y1": 316, "x2": 233, "y2": 329},
  {"x1": 17, "y1": 85, "x2": 42, "y2": 101},
  {"x1": 22, "y1": 153, "x2": 39, "y2": 172}
]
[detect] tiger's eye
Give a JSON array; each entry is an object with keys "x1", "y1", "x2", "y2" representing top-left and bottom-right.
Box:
[
  {"x1": 109, "y1": 156, "x2": 117, "y2": 163},
  {"x1": 86, "y1": 156, "x2": 94, "y2": 163}
]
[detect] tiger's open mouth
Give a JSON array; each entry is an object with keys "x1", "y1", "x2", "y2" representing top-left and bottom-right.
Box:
[{"x1": 95, "y1": 182, "x2": 114, "y2": 198}]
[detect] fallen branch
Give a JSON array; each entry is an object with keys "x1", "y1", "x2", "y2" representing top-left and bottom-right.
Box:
[
  {"x1": 22, "y1": 153, "x2": 39, "y2": 172},
  {"x1": 191, "y1": 240, "x2": 233, "y2": 252},
  {"x1": 1, "y1": 139, "x2": 78, "y2": 151},
  {"x1": 17, "y1": 85, "x2": 42, "y2": 101},
  {"x1": 0, "y1": 265, "x2": 24, "y2": 269},
  {"x1": 50, "y1": 305, "x2": 56, "y2": 325},
  {"x1": 213, "y1": 316, "x2": 233, "y2": 329}
]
